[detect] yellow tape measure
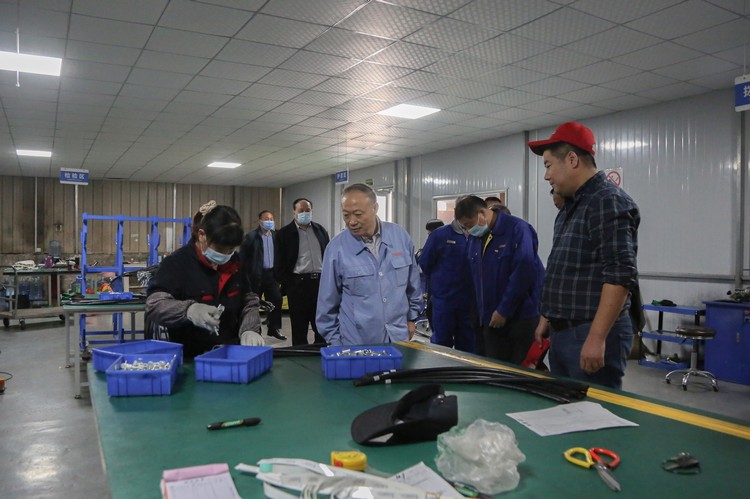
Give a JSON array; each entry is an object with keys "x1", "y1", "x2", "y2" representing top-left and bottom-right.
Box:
[{"x1": 331, "y1": 451, "x2": 367, "y2": 471}]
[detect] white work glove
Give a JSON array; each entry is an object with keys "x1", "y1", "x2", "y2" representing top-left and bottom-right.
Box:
[
  {"x1": 240, "y1": 331, "x2": 265, "y2": 346},
  {"x1": 186, "y1": 303, "x2": 222, "y2": 334}
]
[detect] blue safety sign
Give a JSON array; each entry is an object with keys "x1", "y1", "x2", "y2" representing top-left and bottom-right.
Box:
[
  {"x1": 335, "y1": 169, "x2": 349, "y2": 184},
  {"x1": 60, "y1": 168, "x2": 89, "y2": 185},
  {"x1": 735, "y1": 74, "x2": 750, "y2": 112}
]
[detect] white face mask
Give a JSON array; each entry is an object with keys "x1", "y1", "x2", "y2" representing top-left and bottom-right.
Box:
[
  {"x1": 296, "y1": 212, "x2": 312, "y2": 225},
  {"x1": 203, "y1": 247, "x2": 233, "y2": 265}
]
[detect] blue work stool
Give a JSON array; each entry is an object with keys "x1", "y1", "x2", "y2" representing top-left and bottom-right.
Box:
[{"x1": 665, "y1": 325, "x2": 718, "y2": 391}]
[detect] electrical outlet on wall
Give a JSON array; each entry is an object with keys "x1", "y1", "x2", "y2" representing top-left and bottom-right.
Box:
[{"x1": 35, "y1": 247, "x2": 42, "y2": 253}]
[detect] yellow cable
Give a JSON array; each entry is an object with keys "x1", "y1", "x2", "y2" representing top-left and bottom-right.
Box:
[{"x1": 398, "y1": 342, "x2": 750, "y2": 440}]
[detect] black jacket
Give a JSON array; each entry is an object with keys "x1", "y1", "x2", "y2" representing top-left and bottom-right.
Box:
[
  {"x1": 274, "y1": 220, "x2": 330, "y2": 289},
  {"x1": 146, "y1": 243, "x2": 260, "y2": 358},
  {"x1": 239, "y1": 227, "x2": 275, "y2": 293}
]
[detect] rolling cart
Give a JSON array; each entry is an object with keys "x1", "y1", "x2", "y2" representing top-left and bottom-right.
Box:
[{"x1": 0, "y1": 266, "x2": 73, "y2": 329}]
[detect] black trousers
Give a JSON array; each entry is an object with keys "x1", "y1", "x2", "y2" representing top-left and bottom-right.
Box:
[
  {"x1": 286, "y1": 276, "x2": 325, "y2": 346},
  {"x1": 259, "y1": 269, "x2": 282, "y2": 332},
  {"x1": 482, "y1": 317, "x2": 538, "y2": 365}
]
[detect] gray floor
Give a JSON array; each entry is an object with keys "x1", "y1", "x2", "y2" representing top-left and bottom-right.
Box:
[{"x1": 1, "y1": 316, "x2": 748, "y2": 499}]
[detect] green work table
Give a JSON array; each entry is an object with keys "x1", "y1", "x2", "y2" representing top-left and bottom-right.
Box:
[{"x1": 89, "y1": 342, "x2": 750, "y2": 498}]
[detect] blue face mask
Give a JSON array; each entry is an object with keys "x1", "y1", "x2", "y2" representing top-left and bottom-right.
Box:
[
  {"x1": 203, "y1": 247, "x2": 233, "y2": 265},
  {"x1": 296, "y1": 212, "x2": 312, "y2": 225},
  {"x1": 469, "y1": 223, "x2": 489, "y2": 238},
  {"x1": 262, "y1": 220, "x2": 275, "y2": 231}
]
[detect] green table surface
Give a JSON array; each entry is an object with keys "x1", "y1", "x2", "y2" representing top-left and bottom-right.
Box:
[{"x1": 89, "y1": 343, "x2": 750, "y2": 498}]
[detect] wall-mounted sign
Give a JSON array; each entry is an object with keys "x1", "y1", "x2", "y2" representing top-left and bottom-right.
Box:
[
  {"x1": 335, "y1": 169, "x2": 349, "y2": 184},
  {"x1": 735, "y1": 74, "x2": 750, "y2": 112},
  {"x1": 365, "y1": 178, "x2": 373, "y2": 186},
  {"x1": 604, "y1": 167, "x2": 623, "y2": 188},
  {"x1": 60, "y1": 168, "x2": 89, "y2": 185}
]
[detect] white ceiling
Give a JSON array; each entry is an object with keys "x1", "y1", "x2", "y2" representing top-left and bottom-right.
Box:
[{"x1": 0, "y1": 0, "x2": 747, "y2": 187}]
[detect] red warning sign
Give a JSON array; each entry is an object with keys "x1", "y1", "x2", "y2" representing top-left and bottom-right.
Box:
[{"x1": 605, "y1": 168, "x2": 622, "y2": 188}]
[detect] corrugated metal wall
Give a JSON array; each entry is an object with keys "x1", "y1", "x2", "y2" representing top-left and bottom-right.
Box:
[
  {"x1": 282, "y1": 88, "x2": 748, "y2": 331},
  {"x1": 0, "y1": 178, "x2": 279, "y2": 261}
]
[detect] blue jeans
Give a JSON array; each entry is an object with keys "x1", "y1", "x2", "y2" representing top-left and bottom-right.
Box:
[{"x1": 549, "y1": 315, "x2": 633, "y2": 389}]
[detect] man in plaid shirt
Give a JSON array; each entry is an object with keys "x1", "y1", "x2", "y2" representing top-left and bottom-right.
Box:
[{"x1": 528, "y1": 122, "x2": 640, "y2": 389}]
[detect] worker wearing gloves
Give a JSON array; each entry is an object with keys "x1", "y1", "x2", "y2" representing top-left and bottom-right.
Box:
[{"x1": 146, "y1": 202, "x2": 263, "y2": 358}]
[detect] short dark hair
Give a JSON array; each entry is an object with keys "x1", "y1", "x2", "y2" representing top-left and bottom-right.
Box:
[
  {"x1": 258, "y1": 210, "x2": 272, "y2": 219},
  {"x1": 293, "y1": 198, "x2": 312, "y2": 210},
  {"x1": 485, "y1": 196, "x2": 502, "y2": 204},
  {"x1": 342, "y1": 183, "x2": 377, "y2": 203},
  {"x1": 201, "y1": 206, "x2": 244, "y2": 247},
  {"x1": 455, "y1": 195, "x2": 487, "y2": 220},
  {"x1": 548, "y1": 142, "x2": 597, "y2": 168}
]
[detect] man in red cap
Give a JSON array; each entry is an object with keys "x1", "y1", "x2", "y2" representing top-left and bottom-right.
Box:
[{"x1": 528, "y1": 122, "x2": 640, "y2": 389}]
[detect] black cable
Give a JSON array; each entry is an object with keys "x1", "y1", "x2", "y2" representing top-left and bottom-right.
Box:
[
  {"x1": 354, "y1": 367, "x2": 589, "y2": 403},
  {"x1": 272, "y1": 343, "x2": 328, "y2": 357}
]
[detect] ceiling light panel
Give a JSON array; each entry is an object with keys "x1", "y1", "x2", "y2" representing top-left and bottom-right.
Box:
[
  {"x1": 377, "y1": 104, "x2": 440, "y2": 119},
  {"x1": 17, "y1": 149, "x2": 52, "y2": 157},
  {"x1": 0, "y1": 51, "x2": 62, "y2": 76}
]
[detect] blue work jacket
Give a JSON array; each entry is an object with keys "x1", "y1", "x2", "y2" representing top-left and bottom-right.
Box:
[
  {"x1": 418, "y1": 222, "x2": 473, "y2": 307},
  {"x1": 466, "y1": 211, "x2": 544, "y2": 326},
  {"x1": 316, "y1": 221, "x2": 423, "y2": 346}
]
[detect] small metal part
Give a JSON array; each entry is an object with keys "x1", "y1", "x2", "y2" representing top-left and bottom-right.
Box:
[
  {"x1": 334, "y1": 348, "x2": 390, "y2": 357},
  {"x1": 119, "y1": 359, "x2": 171, "y2": 371}
]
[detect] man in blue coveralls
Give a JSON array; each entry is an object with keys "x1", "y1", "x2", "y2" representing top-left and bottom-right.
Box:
[
  {"x1": 456, "y1": 195, "x2": 544, "y2": 364},
  {"x1": 418, "y1": 213, "x2": 475, "y2": 353},
  {"x1": 317, "y1": 183, "x2": 423, "y2": 346}
]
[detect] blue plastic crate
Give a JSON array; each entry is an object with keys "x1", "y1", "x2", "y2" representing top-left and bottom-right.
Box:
[
  {"x1": 105, "y1": 353, "x2": 179, "y2": 397},
  {"x1": 194, "y1": 345, "x2": 273, "y2": 384},
  {"x1": 92, "y1": 340, "x2": 184, "y2": 372},
  {"x1": 320, "y1": 346, "x2": 403, "y2": 379}
]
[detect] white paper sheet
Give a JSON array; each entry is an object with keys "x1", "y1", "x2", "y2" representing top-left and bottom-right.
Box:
[
  {"x1": 390, "y1": 462, "x2": 463, "y2": 498},
  {"x1": 506, "y1": 401, "x2": 639, "y2": 436}
]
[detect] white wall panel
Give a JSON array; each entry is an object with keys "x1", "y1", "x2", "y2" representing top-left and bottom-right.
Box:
[
  {"x1": 410, "y1": 134, "x2": 527, "y2": 249},
  {"x1": 531, "y1": 90, "x2": 740, "y2": 278}
]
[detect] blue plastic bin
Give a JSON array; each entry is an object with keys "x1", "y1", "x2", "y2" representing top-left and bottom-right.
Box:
[
  {"x1": 194, "y1": 345, "x2": 273, "y2": 384},
  {"x1": 92, "y1": 340, "x2": 184, "y2": 372},
  {"x1": 105, "y1": 353, "x2": 179, "y2": 397},
  {"x1": 320, "y1": 346, "x2": 403, "y2": 379}
]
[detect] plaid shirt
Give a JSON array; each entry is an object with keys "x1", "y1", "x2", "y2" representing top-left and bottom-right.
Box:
[{"x1": 542, "y1": 170, "x2": 640, "y2": 320}]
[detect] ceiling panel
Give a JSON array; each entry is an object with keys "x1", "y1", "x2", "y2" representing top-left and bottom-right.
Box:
[
  {"x1": 157, "y1": 0, "x2": 255, "y2": 36},
  {"x1": 0, "y1": 0, "x2": 742, "y2": 185}
]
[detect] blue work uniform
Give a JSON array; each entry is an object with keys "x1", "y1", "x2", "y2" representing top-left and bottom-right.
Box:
[
  {"x1": 316, "y1": 221, "x2": 423, "y2": 346},
  {"x1": 418, "y1": 221, "x2": 476, "y2": 352},
  {"x1": 467, "y1": 210, "x2": 544, "y2": 363}
]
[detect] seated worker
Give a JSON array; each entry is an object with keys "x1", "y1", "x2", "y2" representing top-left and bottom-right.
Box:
[
  {"x1": 146, "y1": 202, "x2": 263, "y2": 358},
  {"x1": 457, "y1": 195, "x2": 544, "y2": 365}
]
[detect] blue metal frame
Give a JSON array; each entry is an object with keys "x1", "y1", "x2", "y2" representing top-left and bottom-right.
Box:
[{"x1": 77, "y1": 214, "x2": 192, "y2": 351}]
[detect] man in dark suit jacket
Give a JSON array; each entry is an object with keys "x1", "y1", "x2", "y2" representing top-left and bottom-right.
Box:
[
  {"x1": 274, "y1": 198, "x2": 330, "y2": 345},
  {"x1": 239, "y1": 210, "x2": 286, "y2": 341}
]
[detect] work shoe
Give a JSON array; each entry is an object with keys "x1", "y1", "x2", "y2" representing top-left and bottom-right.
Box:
[{"x1": 267, "y1": 329, "x2": 287, "y2": 341}]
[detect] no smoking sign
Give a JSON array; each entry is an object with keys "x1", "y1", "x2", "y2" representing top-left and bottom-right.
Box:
[{"x1": 605, "y1": 167, "x2": 623, "y2": 188}]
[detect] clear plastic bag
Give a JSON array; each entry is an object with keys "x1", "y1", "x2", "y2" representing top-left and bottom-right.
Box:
[{"x1": 435, "y1": 419, "x2": 525, "y2": 495}]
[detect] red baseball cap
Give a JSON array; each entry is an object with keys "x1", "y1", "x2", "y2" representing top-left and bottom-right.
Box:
[{"x1": 527, "y1": 122, "x2": 596, "y2": 156}]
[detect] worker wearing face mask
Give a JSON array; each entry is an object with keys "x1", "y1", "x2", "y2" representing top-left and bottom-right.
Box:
[
  {"x1": 146, "y1": 201, "x2": 263, "y2": 358},
  {"x1": 274, "y1": 198, "x2": 330, "y2": 346},
  {"x1": 239, "y1": 210, "x2": 286, "y2": 341},
  {"x1": 456, "y1": 195, "x2": 544, "y2": 365}
]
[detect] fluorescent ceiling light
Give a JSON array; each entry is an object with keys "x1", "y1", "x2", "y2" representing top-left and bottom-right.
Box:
[
  {"x1": 0, "y1": 51, "x2": 62, "y2": 76},
  {"x1": 377, "y1": 104, "x2": 440, "y2": 119},
  {"x1": 17, "y1": 149, "x2": 52, "y2": 157},
  {"x1": 207, "y1": 161, "x2": 241, "y2": 169}
]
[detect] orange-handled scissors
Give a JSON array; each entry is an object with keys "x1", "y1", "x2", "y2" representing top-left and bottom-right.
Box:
[{"x1": 564, "y1": 447, "x2": 621, "y2": 492}]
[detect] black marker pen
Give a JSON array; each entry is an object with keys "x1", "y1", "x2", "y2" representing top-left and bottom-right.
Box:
[{"x1": 207, "y1": 417, "x2": 261, "y2": 430}]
